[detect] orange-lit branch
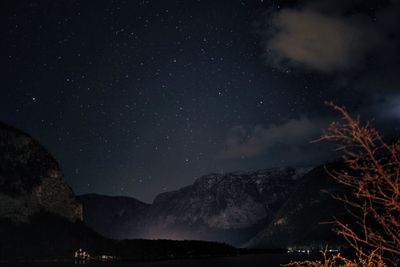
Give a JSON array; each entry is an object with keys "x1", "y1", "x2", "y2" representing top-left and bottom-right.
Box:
[{"x1": 319, "y1": 102, "x2": 400, "y2": 265}]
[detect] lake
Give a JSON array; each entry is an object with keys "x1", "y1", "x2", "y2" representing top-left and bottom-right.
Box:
[{"x1": 6, "y1": 253, "x2": 320, "y2": 267}]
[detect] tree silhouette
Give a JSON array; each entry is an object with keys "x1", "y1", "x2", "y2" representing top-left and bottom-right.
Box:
[{"x1": 287, "y1": 103, "x2": 399, "y2": 266}]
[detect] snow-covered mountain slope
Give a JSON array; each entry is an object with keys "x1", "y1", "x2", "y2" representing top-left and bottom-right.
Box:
[{"x1": 80, "y1": 167, "x2": 308, "y2": 246}]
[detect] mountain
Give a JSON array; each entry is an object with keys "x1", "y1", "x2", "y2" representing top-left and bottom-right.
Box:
[
  {"x1": 77, "y1": 193, "x2": 150, "y2": 239},
  {"x1": 0, "y1": 113, "x2": 349, "y2": 252},
  {"x1": 0, "y1": 122, "x2": 236, "y2": 261},
  {"x1": 0, "y1": 122, "x2": 105, "y2": 260},
  {"x1": 142, "y1": 168, "x2": 306, "y2": 245},
  {"x1": 79, "y1": 165, "x2": 350, "y2": 249},
  {"x1": 244, "y1": 163, "x2": 350, "y2": 249},
  {"x1": 0, "y1": 122, "x2": 82, "y2": 222},
  {"x1": 79, "y1": 167, "x2": 311, "y2": 246}
]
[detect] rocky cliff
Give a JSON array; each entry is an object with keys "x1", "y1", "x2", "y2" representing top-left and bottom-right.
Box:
[
  {"x1": 144, "y1": 168, "x2": 307, "y2": 245},
  {"x1": 0, "y1": 122, "x2": 82, "y2": 222},
  {"x1": 79, "y1": 164, "x2": 349, "y2": 248},
  {"x1": 79, "y1": 167, "x2": 310, "y2": 246},
  {"x1": 0, "y1": 122, "x2": 237, "y2": 261}
]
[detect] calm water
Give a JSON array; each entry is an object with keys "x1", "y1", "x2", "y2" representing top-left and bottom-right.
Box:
[{"x1": 6, "y1": 254, "x2": 320, "y2": 267}]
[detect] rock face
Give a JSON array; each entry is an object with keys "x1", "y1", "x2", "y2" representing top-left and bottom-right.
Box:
[
  {"x1": 77, "y1": 194, "x2": 149, "y2": 239},
  {"x1": 144, "y1": 168, "x2": 305, "y2": 245},
  {"x1": 0, "y1": 122, "x2": 237, "y2": 261},
  {"x1": 244, "y1": 163, "x2": 350, "y2": 249},
  {"x1": 0, "y1": 122, "x2": 82, "y2": 222},
  {"x1": 79, "y1": 167, "x2": 309, "y2": 246},
  {"x1": 79, "y1": 165, "x2": 349, "y2": 248}
]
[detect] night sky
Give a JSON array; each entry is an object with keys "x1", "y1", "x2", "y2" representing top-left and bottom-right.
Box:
[{"x1": 2, "y1": 0, "x2": 400, "y2": 202}]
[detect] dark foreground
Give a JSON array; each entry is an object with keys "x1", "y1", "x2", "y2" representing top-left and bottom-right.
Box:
[{"x1": 4, "y1": 253, "x2": 321, "y2": 267}]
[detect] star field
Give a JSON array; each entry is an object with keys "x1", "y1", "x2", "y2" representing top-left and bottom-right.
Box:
[{"x1": 2, "y1": 0, "x2": 399, "y2": 202}]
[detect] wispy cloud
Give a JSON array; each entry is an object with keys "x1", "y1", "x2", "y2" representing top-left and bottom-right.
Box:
[{"x1": 217, "y1": 116, "x2": 328, "y2": 160}]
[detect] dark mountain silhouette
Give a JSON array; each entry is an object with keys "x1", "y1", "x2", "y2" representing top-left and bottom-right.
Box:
[
  {"x1": 0, "y1": 122, "x2": 82, "y2": 222},
  {"x1": 79, "y1": 165, "x2": 350, "y2": 249},
  {"x1": 0, "y1": 121, "x2": 351, "y2": 261},
  {"x1": 0, "y1": 122, "x2": 235, "y2": 261},
  {"x1": 245, "y1": 163, "x2": 350, "y2": 249},
  {"x1": 79, "y1": 168, "x2": 304, "y2": 246},
  {"x1": 78, "y1": 193, "x2": 150, "y2": 239}
]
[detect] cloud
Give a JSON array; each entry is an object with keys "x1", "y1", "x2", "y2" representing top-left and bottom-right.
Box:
[
  {"x1": 257, "y1": 0, "x2": 400, "y2": 120},
  {"x1": 231, "y1": 0, "x2": 400, "y2": 166},
  {"x1": 260, "y1": 3, "x2": 381, "y2": 73},
  {"x1": 264, "y1": 10, "x2": 378, "y2": 72},
  {"x1": 217, "y1": 116, "x2": 327, "y2": 160},
  {"x1": 258, "y1": 0, "x2": 400, "y2": 75}
]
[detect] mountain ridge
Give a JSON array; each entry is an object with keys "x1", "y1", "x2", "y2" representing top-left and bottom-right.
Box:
[
  {"x1": 79, "y1": 166, "x2": 337, "y2": 247},
  {"x1": 0, "y1": 120, "x2": 348, "y2": 253},
  {"x1": 0, "y1": 122, "x2": 236, "y2": 261}
]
